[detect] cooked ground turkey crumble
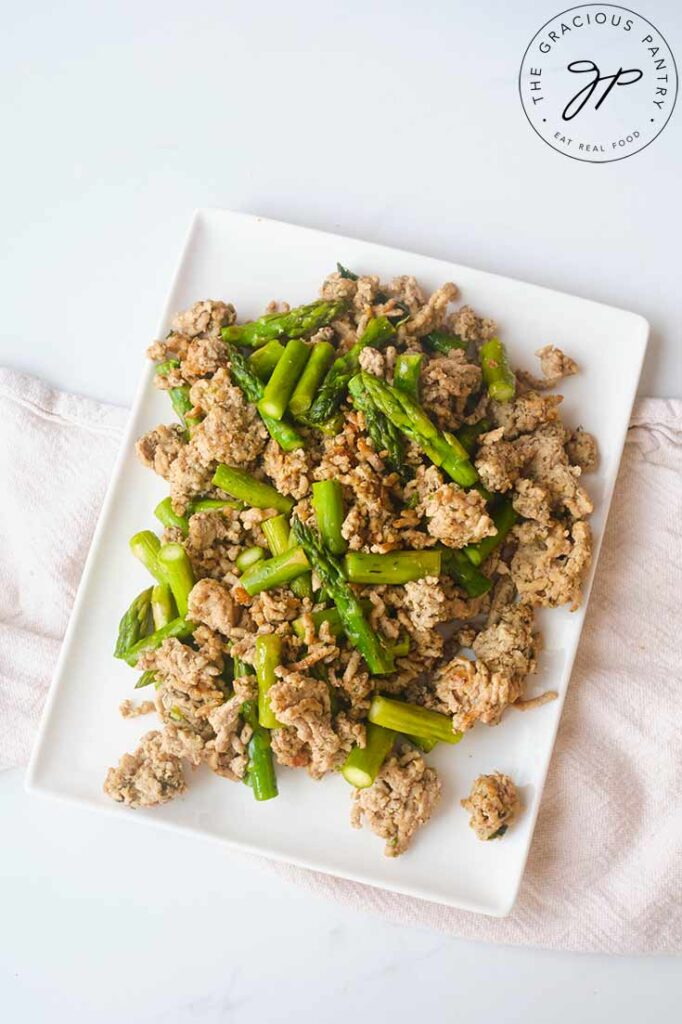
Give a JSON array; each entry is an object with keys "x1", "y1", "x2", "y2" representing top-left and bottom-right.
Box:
[{"x1": 106, "y1": 272, "x2": 596, "y2": 857}]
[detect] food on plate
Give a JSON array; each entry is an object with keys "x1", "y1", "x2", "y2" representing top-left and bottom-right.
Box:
[
  {"x1": 105, "y1": 265, "x2": 597, "y2": 856},
  {"x1": 461, "y1": 772, "x2": 520, "y2": 840}
]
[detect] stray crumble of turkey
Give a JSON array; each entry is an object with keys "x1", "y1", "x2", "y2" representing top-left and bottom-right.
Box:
[{"x1": 107, "y1": 265, "x2": 597, "y2": 858}]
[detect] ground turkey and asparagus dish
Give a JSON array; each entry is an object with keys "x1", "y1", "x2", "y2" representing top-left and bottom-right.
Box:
[{"x1": 104, "y1": 266, "x2": 597, "y2": 856}]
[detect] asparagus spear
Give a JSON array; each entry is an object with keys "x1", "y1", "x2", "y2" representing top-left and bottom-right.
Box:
[
  {"x1": 239, "y1": 546, "x2": 310, "y2": 596},
  {"x1": 368, "y1": 695, "x2": 462, "y2": 745},
  {"x1": 463, "y1": 498, "x2": 517, "y2": 566},
  {"x1": 336, "y1": 262, "x2": 358, "y2": 280},
  {"x1": 424, "y1": 330, "x2": 467, "y2": 355},
  {"x1": 249, "y1": 340, "x2": 285, "y2": 381},
  {"x1": 226, "y1": 343, "x2": 305, "y2": 451},
  {"x1": 221, "y1": 299, "x2": 347, "y2": 348},
  {"x1": 124, "y1": 617, "x2": 195, "y2": 666},
  {"x1": 343, "y1": 550, "x2": 441, "y2": 585},
  {"x1": 157, "y1": 543, "x2": 195, "y2": 617},
  {"x1": 393, "y1": 352, "x2": 423, "y2": 401},
  {"x1": 254, "y1": 634, "x2": 283, "y2": 730},
  {"x1": 455, "y1": 418, "x2": 491, "y2": 454},
  {"x1": 129, "y1": 531, "x2": 167, "y2": 584},
  {"x1": 291, "y1": 601, "x2": 373, "y2": 640},
  {"x1": 439, "y1": 548, "x2": 493, "y2": 598},
  {"x1": 151, "y1": 582, "x2": 176, "y2": 629},
  {"x1": 480, "y1": 338, "x2": 516, "y2": 403},
  {"x1": 258, "y1": 339, "x2": 311, "y2": 420},
  {"x1": 154, "y1": 496, "x2": 189, "y2": 536},
  {"x1": 189, "y1": 498, "x2": 242, "y2": 514},
  {"x1": 241, "y1": 701, "x2": 279, "y2": 801},
  {"x1": 288, "y1": 341, "x2": 335, "y2": 418},
  {"x1": 347, "y1": 374, "x2": 405, "y2": 473},
  {"x1": 307, "y1": 316, "x2": 396, "y2": 424},
  {"x1": 154, "y1": 360, "x2": 201, "y2": 432},
  {"x1": 359, "y1": 372, "x2": 478, "y2": 487},
  {"x1": 408, "y1": 734, "x2": 439, "y2": 753},
  {"x1": 311, "y1": 480, "x2": 346, "y2": 556},
  {"x1": 235, "y1": 545, "x2": 266, "y2": 572},
  {"x1": 292, "y1": 517, "x2": 395, "y2": 676},
  {"x1": 113, "y1": 587, "x2": 153, "y2": 658},
  {"x1": 134, "y1": 670, "x2": 157, "y2": 689},
  {"x1": 261, "y1": 514, "x2": 312, "y2": 599},
  {"x1": 212, "y1": 465, "x2": 294, "y2": 514},
  {"x1": 342, "y1": 723, "x2": 396, "y2": 788}
]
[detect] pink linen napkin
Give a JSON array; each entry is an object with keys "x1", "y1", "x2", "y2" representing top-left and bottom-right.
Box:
[{"x1": 1, "y1": 366, "x2": 679, "y2": 954}]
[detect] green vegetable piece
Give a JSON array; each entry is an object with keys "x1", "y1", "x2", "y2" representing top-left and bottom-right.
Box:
[
  {"x1": 124, "y1": 617, "x2": 195, "y2": 666},
  {"x1": 254, "y1": 634, "x2": 283, "y2": 730},
  {"x1": 343, "y1": 550, "x2": 441, "y2": 585},
  {"x1": 438, "y1": 548, "x2": 492, "y2": 598},
  {"x1": 291, "y1": 601, "x2": 373, "y2": 640},
  {"x1": 368, "y1": 695, "x2": 462, "y2": 745},
  {"x1": 241, "y1": 701, "x2": 279, "y2": 801},
  {"x1": 480, "y1": 337, "x2": 516, "y2": 403},
  {"x1": 408, "y1": 734, "x2": 439, "y2": 753},
  {"x1": 393, "y1": 352, "x2": 423, "y2": 401},
  {"x1": 189, "y1": 498, "x2": 242, "y2": 514},
  {"x1": 226, "y1": 343, "x2": 305, "y2": 452},
  {"x1": 151, "y1": 582, "x2": 175, "y2": 629},
  {"x1": 222, "y1": 299, "x2": 347, "y2": 348},
  {"x1": 258, "y1": 339, "x2": 311, "y2": 420},
  {"x1": 129, "y1": 531, "x2": 166, "y2": 584},
  {"x1": 154, "y1": 497, "x2": 189, "y2": 536},
  {"x1": 292, "y1": 517, "x2": 395, "y2": 676},
  {"x1": 455, "y1": 418, "x2": 491, "y2": 455},
  {"x1": 157, "y1": 543, "x2": 195, "y2": 617},
  {"x1": 113, "y1": 587, "x2": 153, "y2": 658},
  {"x1": 288, "y1": 341, "x2": 336, "y2": 418},
  {"x1": 249, "y1": 340, "x2": 285, "y2": 381},
  {"x1": 154, "y1": 360, "x2": 200, "y2": 432},
  {"x1": 261, "y1": 514, "x2": 313, "y2": 599},
  {"x1": 308, "y1": 316, "x2": 396, "y2": 424},
  {"x1": 134, "y1": 670, "x2": 157, "y2": 689},
  {"x1": 424, "y1": 330, "x2": 467, "y2": 355},
  {"x1": 212, "y1": 465, "x2": 294, "y2": 514},
  {"x1": 342, "y1": 723, "x2": 396, "y2": 788},
  {"x1": 347, "y1": 374, "x2": 405, "y2": 475},
  {"x1": 312, "y1": 480, "x2": 346, "y2": 556},
  {"x1": 240, "y1": 546, "x2": 310, "y2": 596},
  {"x1": 463, "y1": 499, "x2": 518, "y2": 567},
  {"x1": 235, "y1": 545, "x2": 266, "y2": 572},
  {"x1": 336, "y1": 263, "x2": 358, "y2": 280}
]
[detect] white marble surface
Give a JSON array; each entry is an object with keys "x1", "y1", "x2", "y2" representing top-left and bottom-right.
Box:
[{"x1": 1, "y1": 1, "x2": 680, "y2": 1019}]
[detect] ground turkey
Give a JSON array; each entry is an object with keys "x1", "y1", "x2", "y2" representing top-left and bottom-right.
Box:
[
  {"x1": 350, "y1": 747, "x2": 441, "y2": 856},
  {"x1": 135, "y1": 424, "x2": 185, "y2": 480},
  {"x1": 187, "y1": 578, "x2": 240, "y2": 636},
  {"x1": 461, "y1": 772, "x2": 520, "y2": 840},
  {"x1": 422, "y1": 483, "x2": 496, "y2": 548},
  {"x1": 104, "y1": 731, "x2": 186, "y2": 808},
  {"x1": 511, "y1": 520, "x2": 592, "y2": 609}
]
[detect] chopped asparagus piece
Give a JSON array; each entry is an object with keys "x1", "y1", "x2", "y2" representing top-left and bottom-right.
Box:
[
  {"x1": 135, "y1": 670, "x2": 157, "y2": 689},
  {"x1": 157, "y1": 543, "x2": 195, "y2": 617},
  {"x1": 439, "y1": 548, "x2": 493, "y2": 598},
  {"x1": 254, "y1": 634, "x2": 283, "y2": 730},
  {"x1": 424, "y1": 330, "x2": 467, "y2": 355},
  {"x1": 249, "y1": 340, "x2": 285, "y2": 381},
  {"x1": 124, "y1": 617, "x2": 195, "y2": 666},
  {"x1": 342, "y1": 723, "x2": 396, "y2": 788},
  {"x1": 292, "y1": 517, "x2": 395, "y2": 676},
  {"x1": 151, "y1": 582, "x2": 175, "y2": 629},
  {"x1": 393, "y1": 352, "x2": 423, "y2": 401},
  {"x1": 222, "y1": 299, "x2": 347, "y2": 348},
  {"x1": 129, "y1": 531, "x2": 167, "y2": 584},
  {"x1": 288, "y1": 341, "x2": 336, "y2": 418},
  {"x1": 368, "y1": 695, "x2": 462, "y2": 745},
  {"x1": 463, "y1": 499, "x2": 518, "y2": 566},
  {"x1": 308, "y1": 316, "x2": 396, "y2": 424},
  {"x1": 226, "y1": 343, "x2": 305, "y2": 451},
  {"x1": 154, "y1": 496, "x2": 189, "y2": 536},
  {"x1": 235, "y1": 545, "x2": 266, "y2": 572},
  {"x1": 213, "y1": 465, "x2": 294, "y2": 514},
  {"x1": 113, "y1": 587, "x2": 153, "y2": 658},
  {"x1": 261, "y1": 514, "x2": 313, "y2": 599},
  {"x1": 189, "y1": 498, "x2": 242, "y2": 514},
  {"x1": 347, "y1": 374, "x2": 405, "y2": 475},
  {"x1": 343, "y1": 550, "x2": 441, "y2": 585},
  {"x1": 455, "y1": 418, "x2": 491, "y2": 455},
  {"x1": 154, "y1": 359, "x2": 201, "y2": 432},
  {"x1": 258, "y1": 339, "x2": 311, "y2": 420},
  {"x1": 291, "y1": 601, "x2": 373, "y2": 640},
  {"x1": 240, "y1": 546, "x2": 310, "y2": 596},
  {"x1": 312, "y1": 480, "x2": 346, "y2": 556},
  {"x1": 480, "y1": 338, "x2": 516, "y2": 403},
  {"x1": 241, "y1": 701, "x2": 279, "y2": 801}
]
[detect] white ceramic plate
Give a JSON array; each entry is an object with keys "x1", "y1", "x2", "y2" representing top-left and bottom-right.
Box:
[{"x1": 26, "y1": 209, "x2": 648, "y2": 916}]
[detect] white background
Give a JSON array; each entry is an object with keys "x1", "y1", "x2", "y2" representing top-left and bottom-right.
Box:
[{"x1": 1, "y1": 1, "x2": 680, "y2": 1021}]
